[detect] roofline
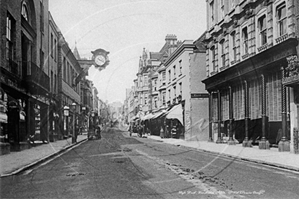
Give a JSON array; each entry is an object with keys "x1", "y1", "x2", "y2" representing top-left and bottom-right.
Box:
[{"x1": 164, "y1": 40, "x2": 195, "y2": 66}]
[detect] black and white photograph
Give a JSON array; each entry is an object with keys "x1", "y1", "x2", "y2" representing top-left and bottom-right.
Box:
[{"x1": 0, "y1": 0, "x2": 299, "y2": 198}]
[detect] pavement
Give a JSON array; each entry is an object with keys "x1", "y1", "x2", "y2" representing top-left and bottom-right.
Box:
[
  {"x1": 146, "y1": 134, "x2": 299, "y2": 172},
  {"x1": 0, "y1": 134, "x2": 87, "y2": 177},
  {"x1": 0, "y1": 130, "x2": 298, "y2": 178}
]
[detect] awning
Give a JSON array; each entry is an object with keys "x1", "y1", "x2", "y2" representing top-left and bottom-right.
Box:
[
  {"x1": 0, "y1": 112, "x2": 7, "y2": 123},
  {"x1": 152, "y1": 110, "x2": 167, "y2": 119},
  {"x1": 142, "y1": 113, "x2": 154, "y2": 121},
  {"x1": 136, "y1": 111, "x2": 144, "y2": 119},
  {"x1": 166, "y1": 104, "x2": 183, "y2": 124}
]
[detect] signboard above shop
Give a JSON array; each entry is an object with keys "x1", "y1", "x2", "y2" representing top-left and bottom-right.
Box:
[{"x1": 191, "y1": 93, "x2": 209, "y2": 98}]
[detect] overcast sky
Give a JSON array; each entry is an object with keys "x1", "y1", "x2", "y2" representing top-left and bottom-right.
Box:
[{"x1": 49, "y1": 0, "x2": 207, "y2": 104}]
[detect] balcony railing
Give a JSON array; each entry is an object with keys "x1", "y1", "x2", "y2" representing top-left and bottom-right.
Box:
[
  {"x1": 275, "y1": 33, "x2": 289, "y2": 44},
  {"x1": 26, "y1": 62, "x2": 50, "y2": 92},
  {"x1": 5, "y1": 59, "x2": 21, "y2": 77}
]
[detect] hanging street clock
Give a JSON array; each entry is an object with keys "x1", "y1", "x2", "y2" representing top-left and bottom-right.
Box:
[{"x1": 91, "y1": 48, "x2": 110, "y2": 71}]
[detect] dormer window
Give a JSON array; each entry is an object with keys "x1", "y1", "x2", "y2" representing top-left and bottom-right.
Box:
[{"x1": 21, "y1": 2, "x2": 29, "y2": 21}]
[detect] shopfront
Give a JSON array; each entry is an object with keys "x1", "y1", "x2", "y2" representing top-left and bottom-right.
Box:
[
  {"x1": 203, "y1": 38, "x2": 298, "y2": 152},
  {"x1": 282, "y1": 55, "x2": 299, "y2": 153}
]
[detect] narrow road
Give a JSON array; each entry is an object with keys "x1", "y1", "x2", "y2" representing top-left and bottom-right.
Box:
[{"x1": 0, "y1": 128, "x2": 298, "y2": 199}]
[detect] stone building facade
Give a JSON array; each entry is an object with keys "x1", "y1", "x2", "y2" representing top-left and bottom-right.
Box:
[
  {"x1": 203, "y1": 0, "x2": 298, "y2": 152},
  {"x1": 164, "y1": 35, "x2": 208, "y2": 141}
]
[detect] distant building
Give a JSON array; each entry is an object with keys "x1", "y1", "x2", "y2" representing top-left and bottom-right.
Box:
[
  {"x1": 135, "y1": 35, "x2": 180, "y2": 117},
  {"x1": 58, "y1": 34, "x2": 82, "y2": 138},
  {"x1": 48, "y1": 12, "x2": 60, "y2": 141},
  {"x1": 164, "y1": 35, "x2": 208, "y2": 141}
]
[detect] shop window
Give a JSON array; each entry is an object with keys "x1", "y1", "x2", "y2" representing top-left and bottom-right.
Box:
[
  {"x1": 233, "y1": 85, "x2": 245, "y2": 120},
  {"x1": 266, "y1": 72, "x2": 282, "y2": 121},
  {"x1": 249, "y1": 80, "x2": 262, "y2": 119},
  {"x1": 221, "y1": 90, "x2": 229, "y2": 121}
]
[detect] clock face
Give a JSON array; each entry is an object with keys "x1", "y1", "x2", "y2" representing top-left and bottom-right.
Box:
[{"x1": 95, "y1": 55, "x2": 106, "y2": 66}]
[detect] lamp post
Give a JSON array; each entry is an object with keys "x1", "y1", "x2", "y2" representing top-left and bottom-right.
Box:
[
  {"x1": 63, "y1": 106, "x2": 69, "y2": 139},
  {"x1": 177, "y1": 95, "x2": 185, "y2": 139},
  {"x1": 91, "y1": 111, "x2": 95, "y2": 128},
  {"x1": 71, "y1": 103, "x2": 77, "y2": 143},
  {"x1": 82, "y1": 106, "x2": 86, "y2": 133},
  {"x1": 181, "y1": 100, "x2": 185, "y2": 140}
]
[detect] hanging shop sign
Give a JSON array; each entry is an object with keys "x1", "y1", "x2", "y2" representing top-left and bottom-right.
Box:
[{"x1": 282, "y1": 55, "x2": 299, "y2": 85}]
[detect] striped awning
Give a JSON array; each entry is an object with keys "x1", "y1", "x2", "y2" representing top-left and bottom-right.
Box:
[{"x1": 166, "y1": 104, "x2": 183, "y2": 125}]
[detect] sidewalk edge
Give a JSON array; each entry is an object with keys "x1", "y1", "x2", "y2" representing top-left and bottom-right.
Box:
[
  {"x1": 0, "y1": 138, "x2": 88, "y2": 178},
  {"x1": 197, "y1": 147, "x2": 299, "y2": 172},
  {"x1": 148, "y1": 136, "x2": 299, "y2": 172}
]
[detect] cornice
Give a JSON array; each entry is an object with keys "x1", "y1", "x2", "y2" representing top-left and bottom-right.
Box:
[{"x1": 164, "y1": 42, "x2": 195, "y2": 66}]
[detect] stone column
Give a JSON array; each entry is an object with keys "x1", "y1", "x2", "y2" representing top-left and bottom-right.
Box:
[
  {"x1": 208, "y1": 92, "x2": 213, "y2": 142},
  {"x1": 279, "y1": 67, "x2": 290, "y2": 151},
  {"x1": 243, "y1": 80, "x2": 251, "y2": 147},
  {"x1": 228, "y1": 86, "x2": 235, "y2": 145},
  {"x1": 216, "y1": 90, "x2": 223, "y2": 143},
  {"x1": 259, "y1": 75, "x2": 270, "y2": 149}
]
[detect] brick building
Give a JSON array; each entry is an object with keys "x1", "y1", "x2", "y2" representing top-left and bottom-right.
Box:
[{"x1": 0, "y1": 0, "x2": 51, "y2": 151}]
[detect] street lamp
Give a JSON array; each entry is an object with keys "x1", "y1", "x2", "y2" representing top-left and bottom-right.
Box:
[
  {"x1": 81, "y1": 106, "x2": 86, "y2": 133},
  {"x1": 71, "y1": 102, "x2": 77, "y2": 143},
  {"x1": 63, "y1": 106, "x2": 70, "y2": 139}
]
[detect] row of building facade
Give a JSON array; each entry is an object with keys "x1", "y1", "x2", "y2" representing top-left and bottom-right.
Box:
[
  {"x1": 0, "y1": 0, "x2": 109, "y2": 154},
  {"x1": 123, "y1": 0, "x2": 299, "y2": 153}
]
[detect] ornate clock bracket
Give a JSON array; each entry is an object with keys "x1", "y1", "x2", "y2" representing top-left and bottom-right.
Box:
[{"x1": 74, "y1": 48, "x2": 110, "y2": 86}]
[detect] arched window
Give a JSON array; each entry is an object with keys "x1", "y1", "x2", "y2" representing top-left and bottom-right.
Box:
[{"x1": 21, "y1": 2, "x2": 29, "y2": 21}]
